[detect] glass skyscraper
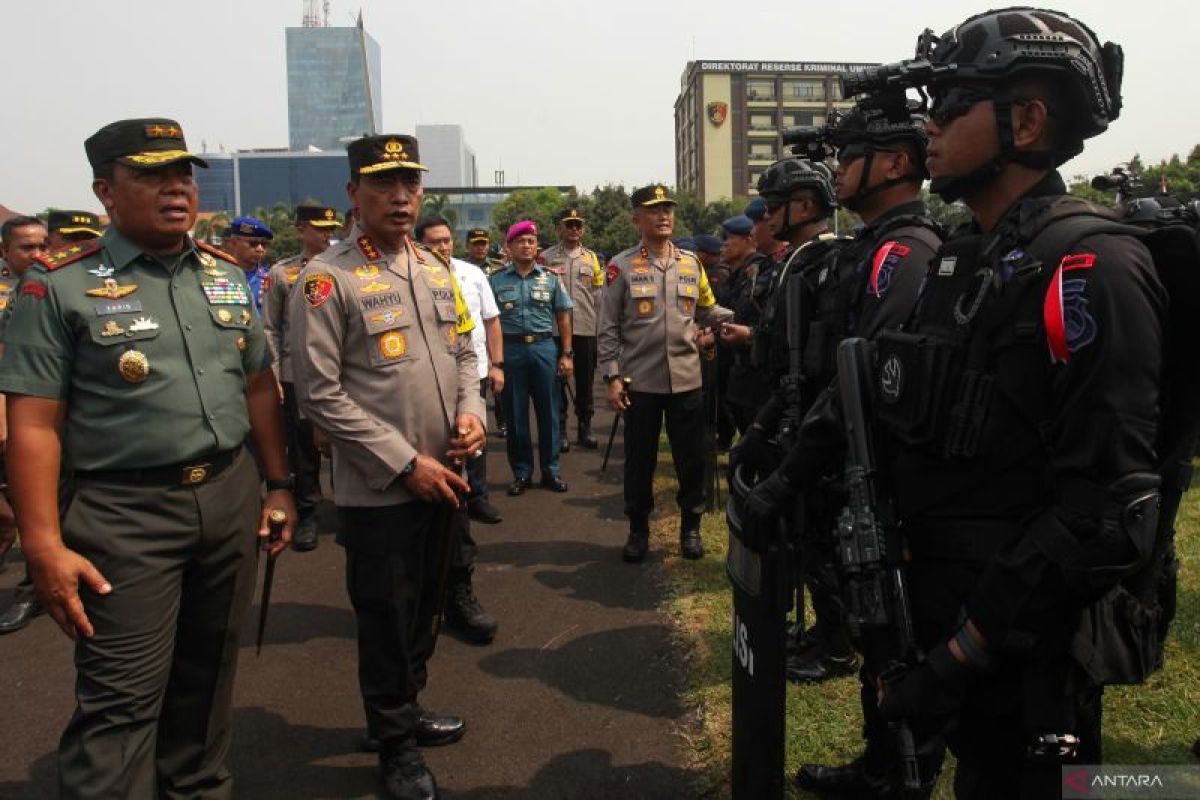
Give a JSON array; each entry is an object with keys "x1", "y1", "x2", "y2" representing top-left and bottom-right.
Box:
[{"x1": 285, "y1": 21, "x2": 382, "y2": 152}]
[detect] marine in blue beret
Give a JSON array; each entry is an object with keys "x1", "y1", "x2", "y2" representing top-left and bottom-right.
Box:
[{"x1": 225, "y1": 216, "x2": 273, "y2": 312}]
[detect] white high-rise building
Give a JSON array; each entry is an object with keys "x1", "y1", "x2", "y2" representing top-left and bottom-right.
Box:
[{"x1": 415, "y1": 124, "x2": 478, "y2": 188}]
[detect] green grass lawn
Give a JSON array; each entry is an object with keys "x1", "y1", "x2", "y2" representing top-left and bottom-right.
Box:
[{"x1": 650, "y1": 461, "x2": 1200, "y2": 798}]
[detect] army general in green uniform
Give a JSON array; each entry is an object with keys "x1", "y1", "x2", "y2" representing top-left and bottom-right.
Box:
[{"x1": 0, "y1": 118, "x2": 296, "y2": 800}]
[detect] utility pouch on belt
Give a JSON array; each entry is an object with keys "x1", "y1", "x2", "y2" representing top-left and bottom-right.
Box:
[{"x1": 873, "y1": 329, "x2": 958, "y2": 447}]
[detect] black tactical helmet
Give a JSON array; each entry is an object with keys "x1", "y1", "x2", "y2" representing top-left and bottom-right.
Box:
[
  {"x1": 921, "y1": 7, "x2": 1123, "y2": 143},
  {"x1": 832, "y1": 90, "x2": 928, "y2": 171},
  {"x1": 756, "y1": 157, "x2": 838, "y2": 211},
  {"x1": 1122, "y1": 197, "x2": 1163, "y2": 226}
]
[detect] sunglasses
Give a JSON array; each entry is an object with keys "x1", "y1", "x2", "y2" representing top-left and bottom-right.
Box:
[
  {"x1": 563, "y1": 220, "x2": 583, "y2": 229},
  {"x1": 928, "y1": 86, "x2": 995, "y2": 127}
]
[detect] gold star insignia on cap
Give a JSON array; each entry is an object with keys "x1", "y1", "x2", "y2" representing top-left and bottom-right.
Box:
[
  {"x1": 655, "y1": 186, "x2": 666, "y2": 199},
  {"x1": 325, "y1": 209, "x2": 335, "y2": 219}
]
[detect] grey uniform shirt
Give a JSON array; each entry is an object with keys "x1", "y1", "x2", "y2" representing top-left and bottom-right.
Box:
[
  {"x1": 289, "y1": 226, "x2": 484, "y2": 507},
  {"x1": 262, "y1": 254, "x2": 307, "y2": 382},
  {"x1": 540, "y1": 243, "x2": 604, "y2": 336},
  {"x1": 598, "y1": 242, "x2": 734, "y2": 394}
]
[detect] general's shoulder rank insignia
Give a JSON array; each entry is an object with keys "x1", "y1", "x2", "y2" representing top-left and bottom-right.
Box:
[
  {"x1": 38, "y1": 241, "x2": 102, "y2": 271},
  {"x1": 195, "y1": 241, "x2": 239, "y2": 265}
]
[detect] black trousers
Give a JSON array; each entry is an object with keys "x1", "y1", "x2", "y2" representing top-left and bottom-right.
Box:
[
  {"x1": 59, "y1": 448, "x2": 260, "y2": 800},
  {"x1": 339, "y1": 501, "x2": 453, "y2": 747},
  {"x1": 282, "y1": 381, "x2": 322, "y2": 519},
  {"x1": 557, "y1": 335, "x2": 597, "y2": 428},
  {"x1": 623, "y1": 389, "x2": 707, "y2": 522},
  {"x1": 901, "y1": 543, "x2": 1102, "y2": 798}
]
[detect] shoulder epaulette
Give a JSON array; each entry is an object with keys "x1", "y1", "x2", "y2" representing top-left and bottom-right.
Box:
[
  {"x1": 36, "y1": 240, "x2": 102, "y2": 271},
  {"x1": 196, "y1": 240, "x2": 239, "y2": 265}
]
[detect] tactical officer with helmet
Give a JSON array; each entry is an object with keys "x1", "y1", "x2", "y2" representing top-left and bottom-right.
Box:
[
  {"x1": 722, "y1": 157, "x2": 850, "y2": 679},
  {"x1": 770, "y1": 93, "x2": 943, "y2": 693},
  {"x1": 757, "y1": 9, "x2": 1174, "y2": 796}
]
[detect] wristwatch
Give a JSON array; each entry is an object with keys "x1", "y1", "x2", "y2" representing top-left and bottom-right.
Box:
[
  {"x1": 398, "y1": 457, "x2": 417, "y2": 480},
  {"x1": 265, "y1": 475, "x2": 296, "y2": 491},
  {"x1": 562, "y1": 350, "x2": 575, "y2": 358},
  {"x1": 492, "y1": 361, "x2": 505, "y2": 369}
]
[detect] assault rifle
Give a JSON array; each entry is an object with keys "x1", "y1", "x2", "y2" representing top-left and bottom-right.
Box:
[{"x1": 834, "y1": 337, "x2": 922, "y2": 795}]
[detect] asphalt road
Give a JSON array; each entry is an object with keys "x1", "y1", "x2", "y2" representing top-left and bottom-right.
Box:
[{"x1": 0, "y1": 401, "x2": 697, "y2": 799}]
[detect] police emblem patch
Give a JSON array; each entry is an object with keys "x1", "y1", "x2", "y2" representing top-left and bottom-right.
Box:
[{"x1": 304, "y1": 273, "x2": 335, "y2": 308}]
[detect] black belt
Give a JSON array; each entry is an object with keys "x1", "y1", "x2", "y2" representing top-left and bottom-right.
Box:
[
  {"x1": 75, "y1": 447, "x2": 240, "y2": 487},
  {"x1": 503, "y1": 332, "x2": 553, "y2": 344}
]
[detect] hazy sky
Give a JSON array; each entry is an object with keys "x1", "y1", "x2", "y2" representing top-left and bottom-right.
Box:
[{"x1": 3, "y1": 0, "x2": 1196, "y2": 213}]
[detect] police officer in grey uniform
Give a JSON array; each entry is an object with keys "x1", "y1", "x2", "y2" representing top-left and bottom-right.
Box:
[
  {"x1": 263, "y1": 203, "x2": 340, "y2": 552},
  {"x1": 0, "y1": 117, "x2": 296, "y2": 799},
  {"x1": 290, "y1": 133, "x2": 485, "y2": 800},
  {"x1": 598, "y1": 184, "x2": 738, "y2": 563},
  {"x1": 540, "y1": 206, "x2": 604, "y2": 450}
]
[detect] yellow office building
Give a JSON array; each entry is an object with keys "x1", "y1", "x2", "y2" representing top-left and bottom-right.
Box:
[{"x1": 674, "y1": 60, "x2": 876, "y2": 204}]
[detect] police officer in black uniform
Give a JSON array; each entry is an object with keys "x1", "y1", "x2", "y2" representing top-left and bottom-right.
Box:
[
  {"x1": 722, "y1": 158, "x2": 849, "y2": 680},
  {"x1": 755, "y1": 9, "x2": 1166, "y2": 797},
  {"x1": 718, "y1": 214, "x2": 774, "y2": 434}
]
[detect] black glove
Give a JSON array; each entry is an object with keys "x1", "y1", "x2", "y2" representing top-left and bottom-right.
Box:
[
  {"x1": 879, "y1": 642, "x2": 969, "y2": 723},
  {"x1": 729, "y1": 426, "x2": 779, "y2": 485},
  {"x1": 744, "y1": 470, "x2": 795, "y2": 523}
]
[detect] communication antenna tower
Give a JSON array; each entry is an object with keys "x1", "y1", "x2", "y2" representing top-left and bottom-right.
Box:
[{"x1": 302, "y1": 0, "x2": 329, "y2": 27}]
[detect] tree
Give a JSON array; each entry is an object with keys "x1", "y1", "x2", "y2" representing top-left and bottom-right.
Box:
[
  {"x1": 421, "y1": 193, "x2": 459, "y2": 230},
  {"x1": 489, "y1": 187, "x2": 566, "y2": 248},
  {"x1": 585, "y1": 184, "x2": 638, "y2": 259},
  {"x1": 193, "y1": 212, "x2": 230, "y2": 244},
  {"x1": 920, "y1": 190, "x2": 972, "y2": 230}
]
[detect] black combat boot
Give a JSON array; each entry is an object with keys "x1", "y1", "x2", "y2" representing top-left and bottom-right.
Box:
[
  {"x1": 622, "y1": 516, "x2": 650, "y2": 563},
  {"x1": 444, "y1": 578, "x2": 497, "y2": 644},
  {"x1": 380, "y1": 741, "x2": 437, "y2": 800},
  {"x1": 578, "y1": 419, "x2": 599, "y2": 449},
  {"x1": 795, "y1": 756, "x2": 893, "y2": 797},
  {"x1": 291, "y1": 514, "x2": 319, "y2": 552},
  {"x1": 786, "y1": 641, "x2": 858, "y2": 683},
  {"x1": 680, "y1": 511, "x2": 704, "y2": 559}
]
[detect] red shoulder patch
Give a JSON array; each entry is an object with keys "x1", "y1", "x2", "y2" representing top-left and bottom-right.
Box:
[
  {"x1": 36, "y1": 241, "x2": 101, "y2": 271},
  {"x1": 20, "y1": 281, "x2": 47, "y2": 299},
  {"x1": 195, "y1": 240, "x2": 238, "y2": 265},
  {"x1": 605, "y1": 262, "x2": 621, "y2": 286},
  {"x1": 1043, "y1": 252, "x2": 1099, "y2": 363},
  {"x1": 868, "y1": 241, "x2": 911, "y2": 298}
]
